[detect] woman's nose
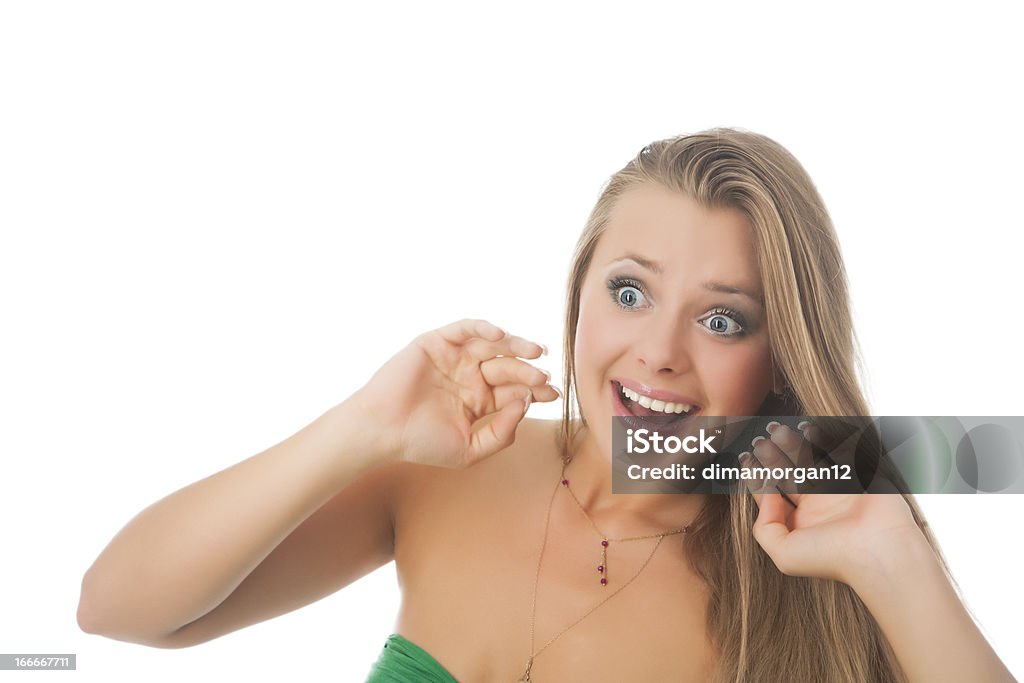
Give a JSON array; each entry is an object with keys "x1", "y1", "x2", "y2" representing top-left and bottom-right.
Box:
[{"x1": 635, "y1": 313, "x2": 693, "y2": 375}]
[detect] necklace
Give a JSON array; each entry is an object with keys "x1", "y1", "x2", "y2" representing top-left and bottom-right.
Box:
[
  {"x1": 518, "y1": 458, "x2": 692, "y2": 682},
  {"x1": 560, "y1": 467, "x2": 690, "y2": 586}
]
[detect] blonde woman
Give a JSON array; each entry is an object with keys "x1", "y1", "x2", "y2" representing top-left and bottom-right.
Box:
[{"x1": 77, "y1": 129, "x2": 1015, "y2": 682}]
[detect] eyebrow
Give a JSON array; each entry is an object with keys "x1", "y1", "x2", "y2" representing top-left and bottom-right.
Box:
[{"x1": 606, "y1": 254, "x2": 764, "y2": 305}]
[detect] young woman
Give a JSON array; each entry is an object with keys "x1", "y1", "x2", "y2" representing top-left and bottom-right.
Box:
[{"x1": 77, "y1": 129, "x2": 1015, "y2": 682}]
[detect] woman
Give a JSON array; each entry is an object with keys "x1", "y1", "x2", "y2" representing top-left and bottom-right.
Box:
[{"x1": 77, "y1": 129, "x2": 1015, "y2": 682}]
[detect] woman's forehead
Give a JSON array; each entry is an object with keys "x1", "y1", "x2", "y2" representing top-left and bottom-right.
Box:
[{"x1": 596, "y1": 184, "x2": 762, "y2": 290}]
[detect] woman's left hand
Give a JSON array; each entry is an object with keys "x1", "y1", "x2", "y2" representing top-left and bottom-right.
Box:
[
  {"x1": 741, "y1": 421, "x2": 929, "y2": 587},
  {"x1": 743, "y1": 422, "x2": 1019, "y2": 682}
]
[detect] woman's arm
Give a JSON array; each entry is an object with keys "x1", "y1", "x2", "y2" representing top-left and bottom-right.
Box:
[
  {"x1": 845, "y1": 528, "x2": 1017, "y2": 683},
  {"x1": 746, "y1": 422, "x2": 1017, "y2": 682},
  {"x1": 76, "y1": 395, "x2": 397, "y2": 645},
  {"x1": 77, "y1": 319, "x2": 555, "y2": 646}
]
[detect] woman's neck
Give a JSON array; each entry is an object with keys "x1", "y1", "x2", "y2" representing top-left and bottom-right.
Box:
[{"x1": 561, "y1": 426, "x2": 708, "y2": 536}]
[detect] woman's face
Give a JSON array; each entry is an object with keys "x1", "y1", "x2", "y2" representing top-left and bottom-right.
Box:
[{"x1": 574, "y1": 183, "x2": 777, "y2": 458}]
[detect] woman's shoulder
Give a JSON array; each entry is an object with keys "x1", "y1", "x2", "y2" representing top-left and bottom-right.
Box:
[
  {"x1": 390, "y1": 418, "x2": 562, "y2": 514},
  {"x1": 486, "y1": 416, "x2": 562, "y2": 471},
  {"x1": 390, "y1": 418, "x2": 564, "y2": 580},
  {"x1": 402, "y1": 417, "x2": 561, "y2": 481},
  {"x1": 489, "y1": 416, "x2": 564, "y2": 488}
]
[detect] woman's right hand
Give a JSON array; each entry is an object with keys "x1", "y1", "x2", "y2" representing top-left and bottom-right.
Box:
[{"x1": 351, "y1": 319, "x2": 559, "y2": 469}]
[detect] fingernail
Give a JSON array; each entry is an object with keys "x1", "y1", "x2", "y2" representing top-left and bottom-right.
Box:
[
  {"x1": 751, "y1": 435, "x2": 766, "y2": 448},
  {"x1": 738, "y1": 451, "x2": 753, "y2": 465},
  {"x1": 539, "y1": 368, "x2": 552, "y2": 381},
  {"x1": 765, "y1": 421, "x2": 781, "y2": 434},
  {"x1": 540, "y1": 343, "x2": 549, "y2": 356},
  {"x1": 523, "y1": 391, "x2": 533, "y2": 414},
  {"x1": 551, "y1": 385, "x2": 562, "y2": 398},
  {"x1": 797, "y1": 420, "x2": 811, "y2": 431}
]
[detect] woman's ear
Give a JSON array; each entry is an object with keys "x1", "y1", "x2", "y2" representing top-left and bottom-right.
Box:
[
  {"x1": 771, "y1": 372, "x2": 787, "y2": 397},
  {"x1": 769, "y1": 357, "x2": 787, "y2": 397},
  {"x1": 758, "y1": 385, "x2": 799, "y2": 417},
  {"x1": 765, "y1": 359, "x2": 798, "y2": 414}
]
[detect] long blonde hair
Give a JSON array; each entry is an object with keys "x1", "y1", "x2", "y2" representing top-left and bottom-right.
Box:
[{"x1": 559, "y1": 128, "x2": 953, "y2": 682}]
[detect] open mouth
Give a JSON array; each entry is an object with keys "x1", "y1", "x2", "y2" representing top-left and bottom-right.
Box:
[{"x1": 611, "y1": 380, "x2": 700, "y2": 429}]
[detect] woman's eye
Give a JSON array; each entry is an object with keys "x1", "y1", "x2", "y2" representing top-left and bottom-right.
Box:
[
  {"x1": 606, "y1": 278, "x2": 650, "y2": 310},
  {"x1": 613, "y1": 285, "x2": 647, "y2": 309},
  {"x1": 701, "y1": 312, "x2": 744, "y2": 336}
]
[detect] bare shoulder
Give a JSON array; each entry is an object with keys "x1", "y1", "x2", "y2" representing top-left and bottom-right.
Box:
[
  {"x1": 470, "y1": 416, "x2": 563, "y2": 488},
  {"x1": 390, "y1": 418, "x2": 562, "y2": 561},
  {"x1": 391, "y1": 417, "x2": 562, "y2": 507},
  {"x1": 390, "y1": 417, "x2": 564, "y2": 604}
]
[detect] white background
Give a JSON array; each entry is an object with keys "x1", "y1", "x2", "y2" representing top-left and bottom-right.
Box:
[{"x1": 2, "y1": 1, "x2": 1022, "y2": 681}]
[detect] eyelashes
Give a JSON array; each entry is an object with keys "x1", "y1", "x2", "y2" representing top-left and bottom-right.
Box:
[
  {"x1": 702, "y1": 307, "x2": 746, "y2": 337},
  {"x1": 607, "y1": 276, "x2": 648, "y2": 310},
  {"x1": 605, "y1": 276, "x2": 749, "y2": 338}
]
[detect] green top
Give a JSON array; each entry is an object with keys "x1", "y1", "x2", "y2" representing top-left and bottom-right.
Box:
[{"x1": 365, "y1": 633, "x2": 460, "y2": 682}]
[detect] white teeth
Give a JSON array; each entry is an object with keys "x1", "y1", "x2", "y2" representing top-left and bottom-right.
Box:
[{"x1": 619, "y1": 384, "x2": 693, "y2": 414}]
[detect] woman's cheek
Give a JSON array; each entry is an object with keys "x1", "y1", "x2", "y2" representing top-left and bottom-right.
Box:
[
  {"x1": 573, "y1": 300, "x2": 605, "y2": 415},
  {"x1": 703, "y1": 344, "x2": 773, "y2": 413},
  {"x1": 575, "y1": 294, "x2": 616, "y2": 369}
]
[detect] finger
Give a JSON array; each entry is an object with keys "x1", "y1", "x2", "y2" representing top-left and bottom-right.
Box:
[
  {"x1": 751, "y1": 434, "x2": 802, "y2": 503},
  {"x1": 435, "y1": 318, "x2": 508, "y2": 345},
  {"x1": 751, "y1": 493, "x2": 807, "y2": 576},
  {"x1": 739, "y1": 452, "x2": 761, "y2": 505},
  {"x1": 739, "y1": 451, "x2": 773, "y2": 506},
  {"x1": 480, "y1": 356, "x2": 551, "y2": 388},
  {"x1": 467, "y1": 391, "x2": 530, "y2": 463},
  {"x1": 799, "y1": 420, "x2": 870, "y2": 490},
  {"x1": 766, "y1": 423, "x2": 815, "y2": 470},
  {"x1": 752, "y1": 492, "x2": 791, "y2": 540},
  {"x1": 799, "y1": 419, "x2": 865, "y2": 466},
  {"x1": 797, "y1": 421, "x2": 837, "y2": 466},
  {"x1": 740, "y1": 452, "x2": 799, "y2": 508},
  {"x1": 494, "y1": 383, "x2": 560, "y2": 409},
  {"x1": 465, "y1": 334, "x2": 545, "y2": 362}
]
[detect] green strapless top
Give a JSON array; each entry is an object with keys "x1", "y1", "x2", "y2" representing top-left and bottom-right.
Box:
[{"x1": 365, "y1": 633, "x2": 460, "y2": 682}]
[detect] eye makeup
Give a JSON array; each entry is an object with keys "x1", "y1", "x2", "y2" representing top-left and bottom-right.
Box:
[{"x1": 605, "y1": 274, "x2": 753, "y2": 338}]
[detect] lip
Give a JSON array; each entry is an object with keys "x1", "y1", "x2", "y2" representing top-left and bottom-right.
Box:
[{"x1": 611, "y1": 377, "x2": 702, "y2": 408}]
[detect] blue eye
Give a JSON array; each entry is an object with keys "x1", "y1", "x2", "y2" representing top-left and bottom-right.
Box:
[
  {"x1": 617, "y1": 286, "x2": 645, "y2": 308},
  {"x1": 607, "y1": 277, "x2": 649, "y2": 310},
  {"x1": 701, "y1": 309, "x2": 746, "y2": 337}
]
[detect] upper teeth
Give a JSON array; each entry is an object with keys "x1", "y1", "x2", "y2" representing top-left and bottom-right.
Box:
[{"x1": 620, "y1": 385, "x2": 693, "y2": 414}]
